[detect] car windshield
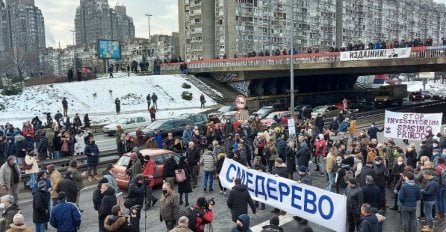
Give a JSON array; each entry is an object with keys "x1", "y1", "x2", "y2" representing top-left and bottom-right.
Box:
[
  {"x1": 116, "y1": 155, "x2": 130, "y2": 167},
  {"x1": 265, "y1": 112, "x2": 280, "y2": 119},
  {"x1": 115, "y1": 118, "x2": 128, "y2": 124},
  {"x1": 145, "y1": 120, "x2": 167, "y2": 130},
  {"x1": 313, "y1": 106, "x2": 328, "y2": 112},
  {"x1": 218, "y1": 106, "x2": 232, "y2": 113},
  {"x1": 256, "y1": 107, "x2": 273, "y2": 115}
]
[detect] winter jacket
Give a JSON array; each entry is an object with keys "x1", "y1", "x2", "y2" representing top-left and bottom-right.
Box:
[
  {"x1": 357, "y1": 165, "x2": 377, "y2": 187},
  {"x1": 314, "y1": 139, "x2": 326, "y2": 157},
  {"x1": 398, "y1": 180, "x2": 421, "y2": 208},
  {"x1": 56, "y1": 177, "x2": 79, "y2": 203},
  {"x1": 104, "y1": 215, "x2": 132, "y2": 232},
  {"x1": 99, "y1": 188, "x2": 117, "y2": 223},
  {"x1": 345, "y1": 184, "x2": 364, "y2": 214},
  {"x1": 186, "y1": 148, "x2": 200, "y2": 166},
  {"x1": 182, "y1": 129, "x2": 193, "y2": 145},
  {"x1": 272, "y1": 165, "x2": 287, "y2": 178},
  {"x1": 0, "y1": 204, "x2": 19, "y2": 232},
  {"x1": 50, "y1": 200, "x2": 81, "y2": 232},
  {"x1": 67, "y1": 167, "x2": 84, "y2": 190},
  {"x1": 405, "y1": 149, "x2": 418, "y2": 169},
  {"x1": 102, "y1": 171, "x2": 117, "y2": 191},
  {"x1": 296, "y1": 142, "x2": 311, "y2": 167},
  {"x1": 422, "y1": 178, "x2": 439, "y2": 201},
  {"x1": 84, "y1": 143, "x2": 100, "y2": 167},
  {"x1": 227, "y1": 184, "x2": 256, "y2": 222},
  {"x1": 0, "y1": 162, "x2": 21, "y2": 190},
  {"x1": 325, "y1": 153, "x2": 336, "y2": 173},
  {"x1": 163, "y1": 157, "x2": 178, "y2": 178},
  {"x1": 373, "y1": 164, "x2": 388, "y2": 188},
  {"x1": 74, "y1": 133, "x2": 86, "y2": 154},
  {"x1": 159, "y1": 191, "x2": 180, "y2": 222},
  {"x1": 230, "y1": 214, "x2": 252, "y2": 232},
  {"x1": 5, "y1": 225, "x2": 32, "y2": 232},
  {"x1": 92, "y1": 187, "x2": 102, "y2": 211},
  {"x1": 285, "y1": 147, "x2": 296, "y2": 174},
  {"x1": 276, "y1": 138, "x2": 286, "y2": 157},
  {"x1": 261, "y1": 224, "x2": 284, "y2": 232},
  {"x1": 200, "y1": 151, "x2": 216, "y2": 172},
  {"x1": 49, "y1": 170, "x2": 62, "y2": 199},
  {"x1": 169, "y1": 224, "x2": 193, "y2": 232},
  {"x1": 362, "y1": 184, "x2": 382, "y2": 209},
  {"x1": 367, "y1": 127, "x2": 383, "y2": 140},
  {"x1": 33, "y1": 189, "x2": 50, "y2": 224},
  {"x1": 127, "y1": 179, "x2": 146, "y2": 206},
  {"x1": 358, "y1": 214, "x2": 379, "y2": 232}
]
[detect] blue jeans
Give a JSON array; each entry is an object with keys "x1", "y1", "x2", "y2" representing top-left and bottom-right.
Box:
[
  {"x1": 203, "y1": 171, "x2": 214, "y2": 190},
  {"x1": 35, "y1": 223, "x2": 45, "y2": 232},
  {"x1": 438, "y1": 186, "x2": 446, "y2": 215},
  {"x1": 424, "y1": 200, "x2": 436, "y2": 228},
  {"x1": 28, "y1": 173, "x2": 37, "y2": 188},
  {"x1": 326, "y1": 172, "x2": 335, "y2": 192},
  {"x1": 53, "y1": 151, "x2": 60, "y2": 159}
]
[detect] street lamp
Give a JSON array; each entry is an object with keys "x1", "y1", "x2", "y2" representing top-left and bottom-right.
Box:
[
  {"x1": 145, "y1": 13, "x2": 152, "y2": 56},
  {"x1": 289, "y1": 1, "x2": 295, "y2": 118},
  {"x1": 69, "y1": 29, "x2": 76, "y2": 72}
]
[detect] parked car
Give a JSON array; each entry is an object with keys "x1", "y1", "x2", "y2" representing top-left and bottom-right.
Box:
[
  {"x1": 208, "y1": 105, "x2": 237, "y2": 119},
  {"x1": 103, "y1": 116, "x2": 148, "y2": 135},
  {"x1": 409, "y1": 92, "x2": 424, "y2": 102},
  {"x1": 179, "y1": 113, "x2": 208, "y2": 133},
  {"x1": 112, "y1": 148, "x2": 181, "y2": 189},
  {"x1": 420, "y1": 90, "x2": 432, "y2": 100},
  {"x1": 311, "y1": 105, "x2": 340, "y2": 119},
  {"x1": 252, "y1": 106, "x2": 275, "y2": 119},
  {"x1": 432, "y1": 93, "x2": 442, "y2": 101},
  {"x1": 221, "y1": 111, "x2": 238, "y2": 122},
  {"x1": 260, "y1": 111, "x2": 291, "y2": 129},
  {"x1": 135, "y1": 118, "x2": 193, "y2": 139}
]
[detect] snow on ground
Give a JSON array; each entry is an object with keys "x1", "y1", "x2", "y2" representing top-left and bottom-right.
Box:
[
  {"x1": 0, "y1": 73, "x2": 218, "y2": 127},
  {"x1": 404, "y1": 80, "x2": 446, "y2": 93}
]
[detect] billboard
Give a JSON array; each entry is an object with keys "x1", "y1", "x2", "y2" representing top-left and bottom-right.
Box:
[{"x1": 97, "y1": 40, "x2": 121, "y2": 59}]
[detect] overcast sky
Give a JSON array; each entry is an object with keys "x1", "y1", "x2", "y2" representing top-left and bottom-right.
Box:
[
  {"x1": 36, "y1": 0, "x2": 178, "y2": 48},
  {"x1": 37, "y1": 0, "x2": 446, "y2": 49}
]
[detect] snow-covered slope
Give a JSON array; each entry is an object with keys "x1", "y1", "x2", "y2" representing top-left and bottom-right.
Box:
[{"x1": 0, "y1": 74, "x2": 218, "y2": 126}]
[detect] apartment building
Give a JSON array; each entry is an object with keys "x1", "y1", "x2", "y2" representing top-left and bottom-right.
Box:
[
  {"x1": 2, "y1": 0, "x2": 45, "y2": 52},
  {"x1": 75, "y1": 0, "x2": 135, "y2": 47},
  {"x1": 180, "y1": 0, "x2": 446, "y2": 61}
]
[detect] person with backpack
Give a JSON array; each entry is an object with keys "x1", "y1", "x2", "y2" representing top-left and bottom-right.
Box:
[
  {"x1": 435, "y1": 158, "x2": 446, "y2": 220},
  {"x1": 176, "y1": 156, "x2": 192, "y2": 207},
  {"x1": 177, "y1": 197, "x2": 213, "y2": 232}
]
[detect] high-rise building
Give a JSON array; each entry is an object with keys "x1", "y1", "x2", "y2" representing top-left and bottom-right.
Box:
[
  {"x1": 75, "y1": 0, "x2": 135, "y2": 47},
  {"x1": 2, "y1": 0, "x2": 45, "y2": 52},
  {"x1": 179, "y1": 0, "x2": 446, "y2": 61}
]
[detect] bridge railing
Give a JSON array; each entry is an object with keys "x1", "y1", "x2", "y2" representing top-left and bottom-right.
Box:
[{"x1": 160, "y1": 46, "x2": 445, "y2": 72}]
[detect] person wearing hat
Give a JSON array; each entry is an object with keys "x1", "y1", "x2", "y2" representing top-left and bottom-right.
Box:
[
  {"x1": 0, "y1": 195, "x2": 20, "y2": 232},
  {"x1": 32, "y1": 171, "x2": 51, "y2": 194},
  {"x1": 261, "y1": 215, "x2": 283, "y2": 232},
  {"x1": 230, "y1": 214, "x2": 252, "y2": 232},
  {"x1": 67, "y1": 160, "x2": 84, "y2": 211},
  {"x1": 32, "y1": 181, "x2": 50, "y2": 232},
  {"x1": 128, "y1": 152, "x2": 142, "y2": 180},
  {"x1": 7, "y1": 214, "x2": 32, "y2": 232},
  {"x1": 84, "y1": 135, "x2": 101, "y2": 182},
  {"x1": 0, "y1": 156, "x2": 21, "y2": 204},
  {"x1": 50, "y1": 192, "x2": 81, "y2": 232},
  {"x1": 56, "y1": 171, "x2": 79, "y2": 204},
  {"x1": 187, "y1": 197, "x2": 213, "y2": 232},
  {"x1": 104, "y1": 205, "x2": 132, "y2": 232},
  {"x1": 46, "y1": 165, "x2": 62, "y2": 206}
]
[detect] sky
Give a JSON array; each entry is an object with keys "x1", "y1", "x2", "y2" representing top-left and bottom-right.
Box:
[
  {"x1": 36, "y1": 0, "x2": 446, "y2": 49},
  {"x1": 36, "y1": 0, "x2": 178, "y2": 48}
]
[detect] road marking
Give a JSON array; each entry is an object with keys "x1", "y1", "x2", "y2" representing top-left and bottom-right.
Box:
[{"x1": 250, "y1": 214, "x2": 294, "y2": 232}]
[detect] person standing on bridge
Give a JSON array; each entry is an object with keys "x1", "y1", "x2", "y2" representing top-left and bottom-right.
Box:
[
  {"x1": 84, "y1": 135, "x2": 100, "y2": 182},
  {"x1": 151, "y1": 93, "x2": 158, "y2": 109},
  {"x1": 200, "y1": 94, "x2": 206, "y2": 109},
  {"x1": 114, "y1": 98, "x2": 121, "y2": 115},
  {"x1": 146, "y1": 94, "x2": 151, "y2": 109},
  {"x1": 61, "y1": 97, "x2": 68, "y2": 117}
]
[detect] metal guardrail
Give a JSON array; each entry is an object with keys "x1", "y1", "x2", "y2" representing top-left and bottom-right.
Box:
[{"x1": 159, "y1": 46, "x2": 441, "y2": 72}]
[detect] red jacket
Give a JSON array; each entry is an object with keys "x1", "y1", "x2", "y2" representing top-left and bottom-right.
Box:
[
  {"x1": 143, "y1": 159, "x2": 156, "y2": 187},
  {"x1": 194, "y1": 205, "x2": 213, "y2": 232},
  {"x1": 314, "y1": 139, "x2": 327, "y2": 157},
  {"x1": 22, "y1": 125, "x2": 35, "y2": 138}
]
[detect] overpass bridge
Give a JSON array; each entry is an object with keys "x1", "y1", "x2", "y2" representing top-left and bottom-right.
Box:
[{"x1": 160, "y1": 46, "x2": 446, "y2": 106}]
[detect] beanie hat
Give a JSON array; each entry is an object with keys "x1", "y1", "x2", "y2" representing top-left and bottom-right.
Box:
[
  {"x1": 298, "y1": 165, "x2": 307, "y2": 174},
  {"x1": 58, "y1": 191, "x2": 66, "y2": 200},
  {"x1": 99, "y1": 177, "x2": 108, "y2": 184},
  {"x1": 130, "y1": 152, "x2": 138, "y2": 161},
  {"x1": 197, "y1": 197, "x2": 206, "y2": 208},
  {"x1": 270, "y1": 215, "x2": 279, "y2": 226},
  {"x1": 13, "y1": 214, "x2": 24, "y2": 225},
  {"x1": 37, "y1": 180, "x2": 46, "y2": 189}
]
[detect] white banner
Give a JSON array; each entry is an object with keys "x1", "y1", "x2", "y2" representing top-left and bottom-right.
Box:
[
  {"x1": 288, "y1": 118, "x2": 296, "y2": 136},
  {"x1": 219, "y1": 159, "x2": 347, "y2": 232},
  {"x1": 340, "y1": 48, "x2": 411, "y2": 61},
  {"x1": 384, "y1": 111, "x2": 443, "y2": 140}
]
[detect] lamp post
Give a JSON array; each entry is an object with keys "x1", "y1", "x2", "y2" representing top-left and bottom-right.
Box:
[
  {"x1": 145, "y1": 13, "x2": 152, "y2": 57},
  {"x1": 69, "y1": 29, "x2": 76, "y2": 72},
  {"x1": 289, "y1": 1, "x2": 295, "y2": 118}
]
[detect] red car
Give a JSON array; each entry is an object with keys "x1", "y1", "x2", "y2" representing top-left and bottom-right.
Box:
[
  {"x1": 112, "y1": 148, "x2": 181, "y2": 189},
  {"x1": 260, "y1": 111, "x2": 291, "y2": 129}
]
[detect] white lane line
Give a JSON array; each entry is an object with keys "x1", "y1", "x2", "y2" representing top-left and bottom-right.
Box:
[{"x1": 250, "y1": 214, "x2": 294, "y2": 232}]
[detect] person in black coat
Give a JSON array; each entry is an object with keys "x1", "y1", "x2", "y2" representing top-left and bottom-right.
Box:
[
  {"x1": 83, "y1": 114, "x2": 91, "y2": 128},
  {"x1": 127, "y1": 175, "x2": 147, "y2": 208},
  {"x1": 361, "y1": 176, "x2": 382, "y2": 210},
  {"x1": 357, "y1": 161, "x2": 377, "y2": 187},
  {"x1": 33, "y1": 181, "x2": 51, "y2": 231},
  {"x1": 56, "y1": 171, "x2": 79, "y2": 203},
  {"x1": 176, "y1": 156, "x2": 192, "y2": 206},
  {"x1": 98, "y1": 183, "x2": 117, "y2": 232},
  {"x1": 227, "y1": 178, "x2": 256, "y2": 222},
  {"x1": 285, "y1": 143, "x2": 296, "y2": 179},
  {"x1": 93, "y1": 178, "x2": 109, "y2": 212},
  {"x1": 296, "y1": 139, "x2": 311, "y2": 168}
]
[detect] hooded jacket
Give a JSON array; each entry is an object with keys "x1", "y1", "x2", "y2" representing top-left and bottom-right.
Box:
[
  {"x1": 231, "y1": 214, "x2": 252, "y2": 232},
  {"x1": 358, "y1": 213, "x2": 379, "y2": 232},
  {"x1": 227, "y1": 185, "x2": 256, "y2": 222},
  {"x1": 104, "y1": 215, "x2": 132, "y2": 232},
  {"x1": 398, "y1": 180, "x2": 421, "y2": 208},
  {"x1": 50, "y1": 200, "x2": 81, "y2": 232}
]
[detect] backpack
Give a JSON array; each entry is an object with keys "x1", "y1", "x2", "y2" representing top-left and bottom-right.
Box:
[
  {"x1": 175, "y1": 169, "x2": 187, "y2": 183},
  {"x1": 439, "y1": 166, "x2": 446, "y2": 186},
  {"x1": 176, "y1": 206, "x2": 201, "y2": 231}
]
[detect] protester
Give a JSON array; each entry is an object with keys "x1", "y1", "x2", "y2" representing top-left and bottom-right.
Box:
[
  {"x1": 98, "y1": 183, "x2": 117, "y2": 232},
  {"x1": 47, "y1": 164, "x2": 62, "y2": 206},
  {"x1": 227, "y1": 178, "x2": 256, "y2": 222},
  {"x1": 159, "y1": 182, "x2": 180, "y2": 230},
  {"x1": 170, "y1": 216, "x2": 192, "y2": 232},
  {"x1": 104, "y1": 205, "x2": 132, "y2": 232},
  {"x1": 261, "y1": 215, "x2": 283, "y2": 232},
  {"x1": 231, "y1": 214, "x2": 252, "y2": 232},
  {"x1": 6, "y1": 214, "x2": 32, "y2": 232},
  {"x1": 32, "y1": 181, "x2": 50, "y2": 232},
  {"x1": 0, "y1": 156, "x2": 21, "y2": 204},
  {"x1": 0, "y1": 195, "x2": 19, "y2": 232},
  {"x1": 50, "y1": 192, "x2": 81, "y2": 232}
]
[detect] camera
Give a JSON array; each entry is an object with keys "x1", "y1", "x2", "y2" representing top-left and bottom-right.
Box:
[{"x1": 205, "y1": 198, "x2": 215, "y2": 210}]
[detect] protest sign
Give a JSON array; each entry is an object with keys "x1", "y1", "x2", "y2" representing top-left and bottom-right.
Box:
[
  {"x1": 384, "y1": 111, "x2": 443, "y2": 140},
  {"x1": 340, "y1": 47, "x2": 411, "y2": 61},
  {"x1": 219, "y1": 159, "x2": 347, "y2": 232}
]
